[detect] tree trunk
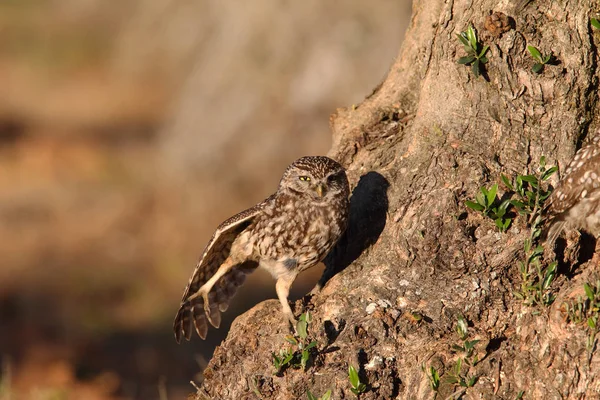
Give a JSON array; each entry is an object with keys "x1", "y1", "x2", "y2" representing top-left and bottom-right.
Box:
[{"x1": 194, "y1": 0, "x2": 600, "y2": 398}]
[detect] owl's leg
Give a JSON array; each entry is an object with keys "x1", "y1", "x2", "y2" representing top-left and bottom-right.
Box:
[
  {"x1": 275, "y1": 273, "x2": 298, "y2": 330},
  {"x1": 186, "y1": 258, "x2": 234, "y2": 327}
]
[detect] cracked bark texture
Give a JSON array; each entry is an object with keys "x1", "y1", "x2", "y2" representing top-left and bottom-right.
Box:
[{"x1": 193, "y1": 0, "x2": 600, "y2": 399}]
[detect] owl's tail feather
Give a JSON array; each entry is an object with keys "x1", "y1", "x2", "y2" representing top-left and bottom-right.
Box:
[
  {"x1": 173, "y1": 296, "x2": 222, "y2": 343},
  {"x1": 173, "y1": 298, "x2": 209, "y2": 343},
  {"x1": 173, "y1": 261, "x2": 258, "y2": 342}
]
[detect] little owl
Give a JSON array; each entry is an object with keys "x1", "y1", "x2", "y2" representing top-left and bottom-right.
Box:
[
  {"x1": 174, "y1": 156, "x2": 350, "y2": 342},
  {"x1": 546, "y1": 133, "x2": 600, "y2": 243}
]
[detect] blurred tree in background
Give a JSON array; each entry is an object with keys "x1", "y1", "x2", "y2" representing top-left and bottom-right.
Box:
[{"x1": 0, "y1": 1, "x2": 411, "y2": 399}]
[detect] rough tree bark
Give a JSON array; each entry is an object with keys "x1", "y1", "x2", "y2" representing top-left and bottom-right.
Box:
[{"x1": 194, "y1": 1, "x2": 600, "y2": 398}]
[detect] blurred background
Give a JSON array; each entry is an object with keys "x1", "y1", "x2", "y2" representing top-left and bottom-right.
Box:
[{"x1": 0, "y1": 1, "x2": 411, "y2": 399}]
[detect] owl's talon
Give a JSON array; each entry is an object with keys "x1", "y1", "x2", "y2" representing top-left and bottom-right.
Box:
[
  {"x1": 286, "y1": 313, "x2": 298, "y2": 334},
  {"x1": 308, "y1": 283, "x2": 322, "y2": 297}
]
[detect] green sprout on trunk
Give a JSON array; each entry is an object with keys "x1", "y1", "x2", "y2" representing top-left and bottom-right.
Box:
[
  {"x1": 527, "y1": 45, "x2": 556, "y2": 74},
  {"x1": 271, "y1": 312, "x2": 318, "y2": 374},
  {"x1": 465, "y1": 183, "x2": 512, "y2": 232},
  {"x1": 348, "y1": 365, "x2": 367, "y2": 395},
  {"x1": 457, "y1": 25, "x2": 489, "y2": 78},
  {"x1": 422, "y1": 364, "x2": 440, "y2": 392}
]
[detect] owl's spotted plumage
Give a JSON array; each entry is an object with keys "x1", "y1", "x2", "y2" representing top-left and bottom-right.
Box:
[
  {"x1": 546, "y1": 134, "x2": 600, "y2": 243},
  {"x1": 174, "y1": 156, "x2": 350, "y2": 342}
]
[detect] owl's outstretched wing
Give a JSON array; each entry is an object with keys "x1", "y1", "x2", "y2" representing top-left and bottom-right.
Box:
[{"x1": 174, "y1": 196, "x2": 272, "y2": 343}]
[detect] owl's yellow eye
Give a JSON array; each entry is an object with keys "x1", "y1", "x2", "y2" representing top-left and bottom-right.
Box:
[{"x1": 299, "y1": 176, "x2": 311, "y2": 181}]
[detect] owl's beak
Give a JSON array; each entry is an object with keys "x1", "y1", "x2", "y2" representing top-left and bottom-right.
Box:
[{"x1": 314, "y1": 184, "x2": 326, "y2": 198}]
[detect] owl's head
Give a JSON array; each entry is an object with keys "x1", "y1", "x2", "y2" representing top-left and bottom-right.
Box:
[{"x1": 279, "y1": 156, "x2": 349, "y2": 201}]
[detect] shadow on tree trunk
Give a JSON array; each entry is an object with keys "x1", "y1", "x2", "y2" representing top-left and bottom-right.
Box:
[{"x1": 319, "y1": 171, "x2": 390, "y2": 289}]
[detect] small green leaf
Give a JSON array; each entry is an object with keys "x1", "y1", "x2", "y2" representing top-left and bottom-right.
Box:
[
  {"x1": 531, "y1": 245, "x2": 544, "y2": 258},
  {"x1": 523, "y1": 239, "x2": 531, "y2": 253},
  {"x1": 521, "y1": 175, "x2": 538, "y2": 184},
  {"x1": 452, "y1": 344, "x2": 465, "y2": 352},
  {"x1": 479, "y1": 45, "x2": 489, "y2": 59},
  {"x1": 525, "y1": 190, "x2": 535, "y2": 200},
  {"x1": 307, "y1": 390, "x2": 317, "y2": 400},
  {"x1": 542, "y1": 264, "x2": 556, "y2": 290},
  {"x1": 501, "y1": 174, "x2": 514, "y2": 190},
  {"x1": 591, "y1": 17, "x2": 600, "y2": 30},
  {"x1": 472, "y1": 59, "x2": 481, "y2": 78},
  {"x1": 302, "y1": 311, "x2": 312, "y2": 324},
  {"x1": 301, "y1": 350, "x2": 310, "y2": 369},
  {"x1": 297, "y1": 319, "x2": 308, "y2": 340},
  {"x1": 515, "y1": 175, "x2": 523, "y2": 187},
  {"x1": 465, "y1": 200, "x2": 485, "y2": 211},
  {"x1": 283, "y1": 353, "x2": 294, "y2": 365},
  {"x1": 514, "y1": 291, "x2": 524, "y2": 300},
  {"x1": 349, "y1": 365, "x2": 360, "y2": 387},
  {"x1": 487, "y1": 184, "x2": 498, "y2": 207},
  {"x1": 476, "y1": 191, "x2": 486, "y2": 207},
  {"x1": 588, "y1": 317, "x2": 597, "y2": 330},
  {"x1": 532, "y1": 63, "x2": 544, "y2": 74},
  {"x1": 429, "y1": 367, "x2": 440, "y2": 390},
  {"x1": 322, "y1": 390, "x2": 332, "y2": 400},
  {"x1": 467, "y1": 25, "x2": 477, "y2": 50},
  {"x1": 527, "y1": 45, "x2": 543, "y2": 62},
  {"x1": 495, "y1": 218, "x2": 506, "y2": 230},
  {"x1": 510, "y1": 199, "x2": 526, "y2": 209},
  {"x1": 539, "y1": 192, "x2": 552, "y2": 201},
  {"x1": 285, "y1": 336, "x2": 298, "y2": 345},
  {"x1": 499, "y1": 199, "x2": 511, "y2": 212},
  {"x1": 457, "y1": 33, "x2": 470, "y2": 47},
  {"x1": 585, "y1": 283, "x2": 595, "y2": 302},
  {"x1": 305, "y1": 341, "x2": 318, "y2": 351},
  {"x1": 493, "y1": 205, "x2": 506, "y2": 218},
  {"x1": 468, "y1": 375, "x2": 478, "y2": 387},
  {"x1": 541, "y1": 166, "x2": 558, "y2": 181},
  {"x1": 458, "y1": 55, "x2": 476, "y2": 65}
]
